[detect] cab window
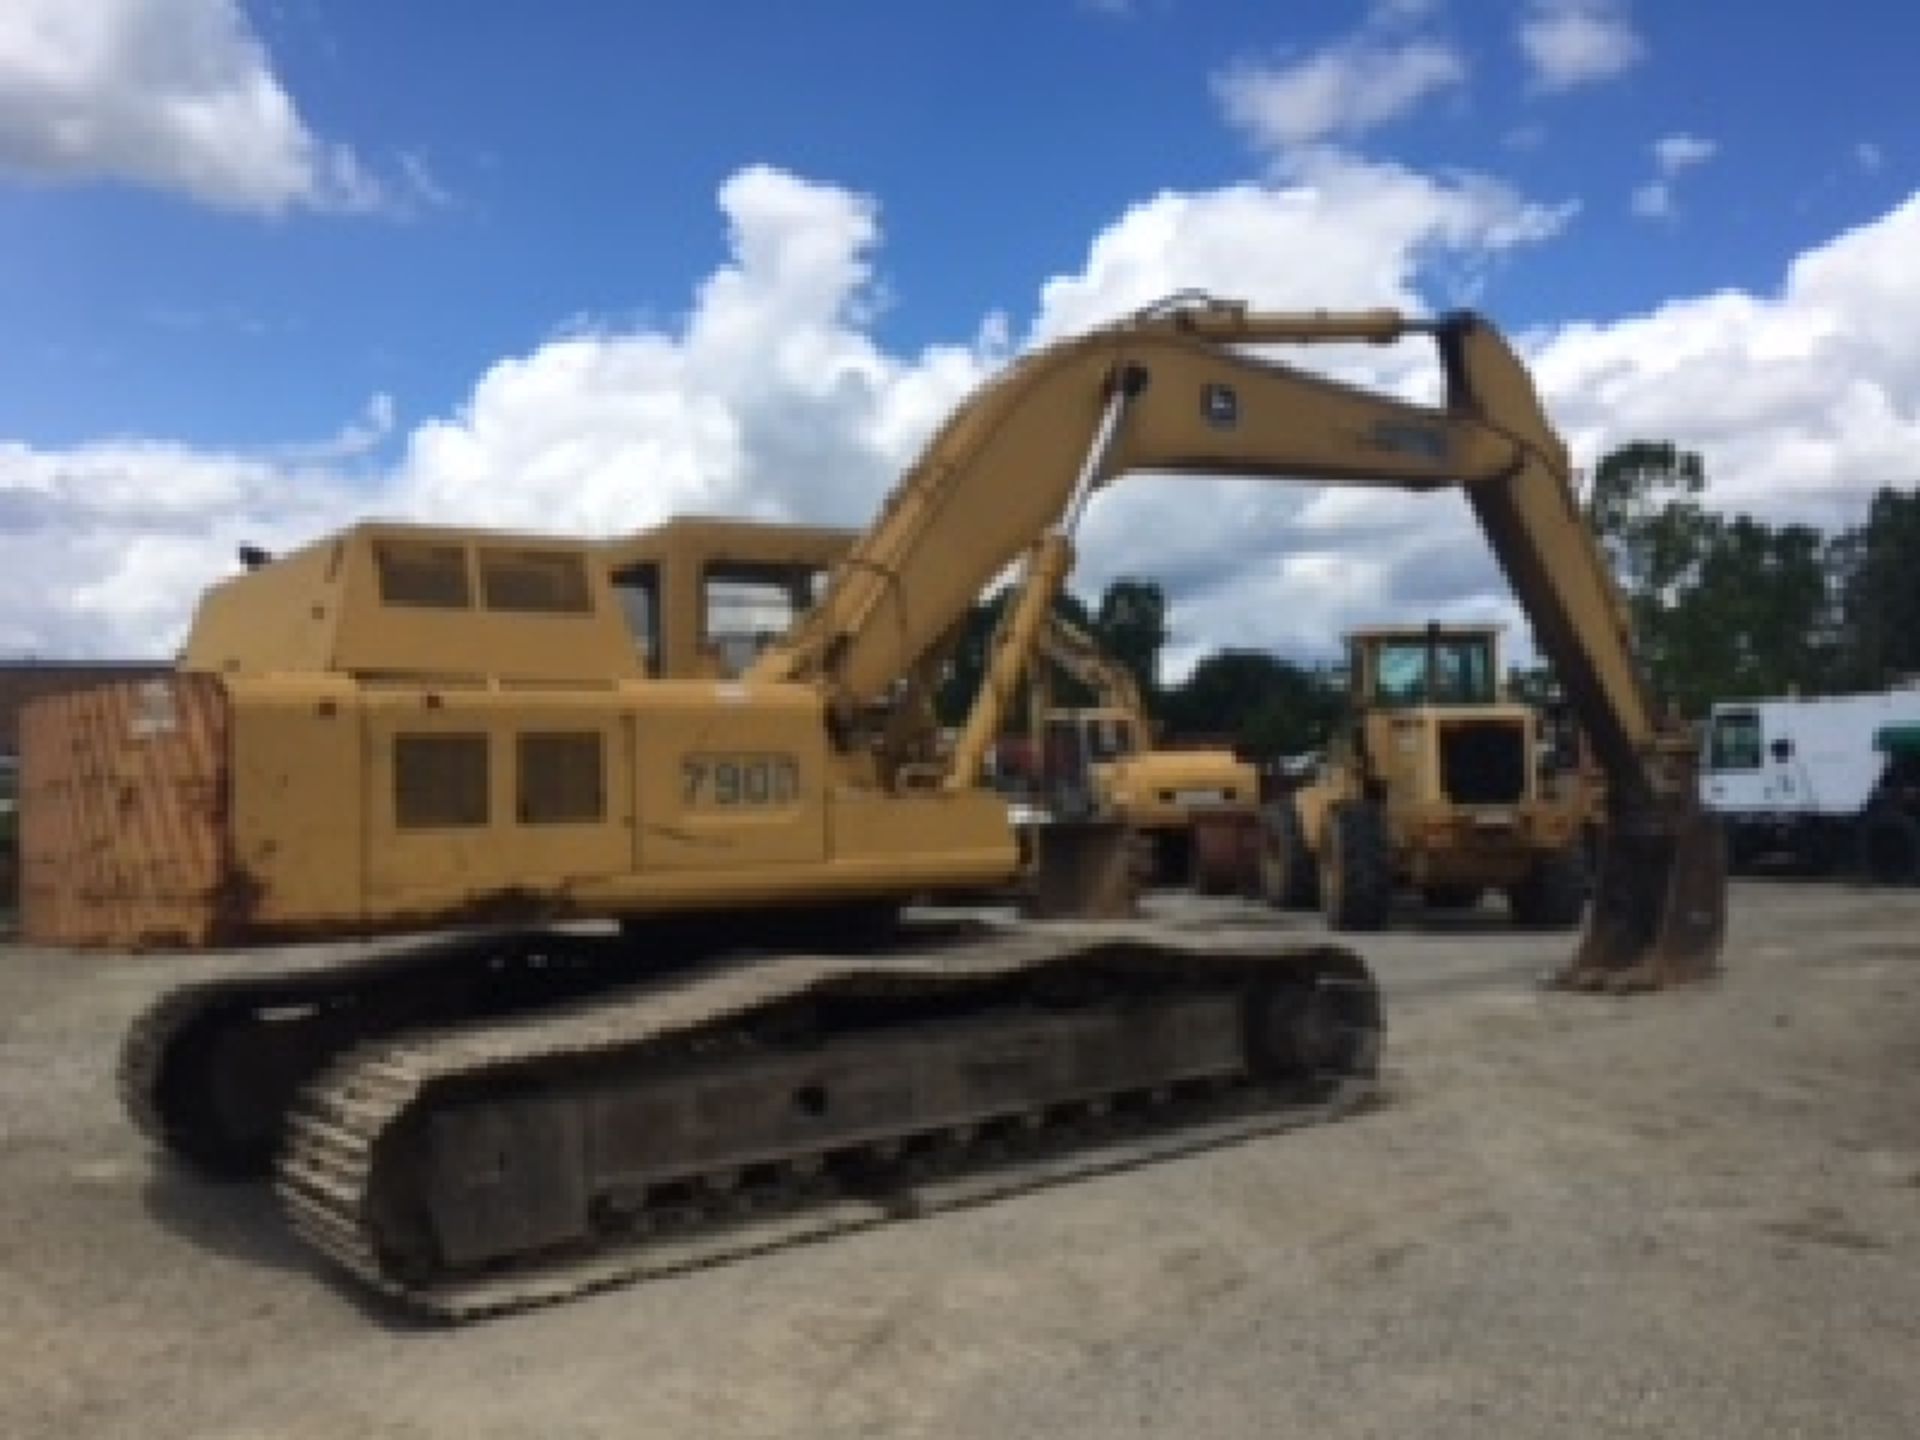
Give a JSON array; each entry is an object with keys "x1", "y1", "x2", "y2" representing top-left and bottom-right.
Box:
[
  {"x1": 1707, "y1": 710, "x2": 1763, "y2": 771},
  {"x1": 702, "y1": 563, "x2": 829, "y2": 678},
  {"x1": 1371, "y1": 638, "x2": 1496, "y2": 706}
]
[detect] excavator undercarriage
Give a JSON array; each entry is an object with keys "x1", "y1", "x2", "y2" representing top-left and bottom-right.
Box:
[{"x1": 122, "y1": 919, "x2": 1378, "y2": 1318}]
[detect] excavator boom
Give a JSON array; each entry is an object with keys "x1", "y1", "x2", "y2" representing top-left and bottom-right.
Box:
[{"x1": 755, "y1": 298, "x2": 1723, "y2": 987}]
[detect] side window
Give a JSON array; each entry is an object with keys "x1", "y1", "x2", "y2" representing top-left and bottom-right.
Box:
[
  {"x1": 1707, "y1": 711, "x2": 1763, "y2": 772},
  {"x1": 610, "y1": 563, "x2": 662, "y2": 676},
  {"x1": 375, "y1": 541, "x2": 472, "y2": 609},
  {"x1": 478, "y1": 548, "x2": 591, "y2": 614},
  {"x1": 703, "y1": 564, "x2": 819, "y2": 678}
]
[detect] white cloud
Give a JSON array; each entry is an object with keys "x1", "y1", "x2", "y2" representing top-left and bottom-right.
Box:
[
  {"x1": 1518, "y1": 0, "x2": 1645, "y2": 92},
  {"x1": 0, "y1": 0, "x2": 386, "y2": 214},
  {"x1": 1630, "y1": 132, "x2": 1717, "y2": 221},
  {"x1": 1214, "y1": 38, "x2": 1465, "y2": 151},
  {"x1": 4, "y1": 163, "x2": 1920, "y2": 682},
  {"x1": 390, "y1": 165, "x2": 991, "y2": 539},
  {"x1": 1029, "y1": 153, "x2": 1573, "y2": 341},
  {"x1": 1531, "y1": 194, "x2": 1920, "y2": 531},
  {"x1": 1630, "y1": 181, "x2": 1673, "y2": 219},
  {"x1": 1653, "y1": 133, "x2": 1716, "y2": 173},
  {"x1": 0, "y1": 159, "x2": 1569, "y2": 660},
  {"x1": 278, "y1": 393, "x2": 397, "y2": 465},
  {"x1": 0, "y1": 438, "x2": 359, "y2": 654}
]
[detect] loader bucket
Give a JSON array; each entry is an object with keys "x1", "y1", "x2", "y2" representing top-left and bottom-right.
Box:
[
  {"x1": 1554, "y1": 808, "x2": 1726, "y2": 992},
  {"x1": 1024, "y1": 818, "x2": 1140, "y2": 920}
]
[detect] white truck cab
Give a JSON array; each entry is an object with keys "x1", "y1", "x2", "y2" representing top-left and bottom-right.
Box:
[{"x1": 1700, "y1": 690, "x2": 1920, "y2": 879}]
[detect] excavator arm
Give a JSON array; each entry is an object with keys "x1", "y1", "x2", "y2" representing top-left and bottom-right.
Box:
[
  {"x1": 753, "y1": 296, "x2": 1724, "y2": 988},
  {"x1": 1036, "y1": 611, "x2": 1153, "y2": 736}
]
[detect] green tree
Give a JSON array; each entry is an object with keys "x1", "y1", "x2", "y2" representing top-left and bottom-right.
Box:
[
  {"x1": 1583, "y1": 440, "x2": 1716, "y2": 699},
  {"x1": 932, "y1": 585, "x2": 1097, "y2": 725},
  {"x1": 1673, "y1": 517, "x2": 1833, "y2": 702},
  {"x1": 1161, "y1": 650, "x2": 1343, "y2": 758},
  {"x1": 1582, "y1": 440, "x2": 1842, "y2": 713},
  {"x1": 1831, "y1": 487, "x2": 1920, "y2": 688},
  {"x1": 1092, "y1": 577, "x2": 1169, "y2": 706}
]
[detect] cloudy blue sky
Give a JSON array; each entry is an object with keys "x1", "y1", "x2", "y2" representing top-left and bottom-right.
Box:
[{"x1": 1, "y1": 0, "x2": 1913, "y2": 668}]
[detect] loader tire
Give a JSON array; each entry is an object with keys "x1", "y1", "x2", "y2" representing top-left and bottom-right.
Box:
[
  {"x1": 1860, "y1": 807, "x2": 1920, "y2": 886},
  {"x1": 1258, "y1": 800, "x2": 1320, "y2": 911},
  {"x1": 1320, "y1": 801, "x2": 1392, "y2": 932},
  {"x1": 1506, "y1": 843, "x2": 1587, "y2": 930}
]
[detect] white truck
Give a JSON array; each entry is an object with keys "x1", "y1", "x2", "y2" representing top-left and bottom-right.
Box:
[{"x1": 1699, "y1": 690, "x2": 1920, "y2": 882}]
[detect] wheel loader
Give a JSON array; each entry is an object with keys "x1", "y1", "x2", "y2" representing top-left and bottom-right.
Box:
[
  {"x1": 1259, "y1": 622, "x2": 1590, "y2": 931},
  {"x1": 19, "y1": 294, "x2": 1724, "y2": 1319}
]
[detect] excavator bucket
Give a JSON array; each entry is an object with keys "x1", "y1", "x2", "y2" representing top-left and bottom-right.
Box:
[
  {"x1": 1023, "y1": 818, "x2": 1140, "y2": 920},
  {"x1": 1555, "y1": 809, "x2": 1726, "y2": 992}
]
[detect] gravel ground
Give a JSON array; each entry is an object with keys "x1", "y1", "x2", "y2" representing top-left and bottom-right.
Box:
[{"x1": 0, "y1": 880, "x2": 1916, "y2": 1439}]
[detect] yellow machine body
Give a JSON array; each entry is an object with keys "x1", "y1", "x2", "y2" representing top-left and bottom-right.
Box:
[{"x1": 21, "y1": 520, "x2": 1010, "y2": 948}]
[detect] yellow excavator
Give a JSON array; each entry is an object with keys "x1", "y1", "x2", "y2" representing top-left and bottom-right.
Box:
[
  {"x1": 1022, "y1": 611, "x2": 1257, "y2": 884},
  {"x1": 20, "y1": 295, "x2": 1724, "y2": 1318}
]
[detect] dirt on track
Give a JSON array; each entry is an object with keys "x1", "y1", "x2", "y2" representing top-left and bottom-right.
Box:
[{"x1": 0, "y1": 880, "x2": 1916, "y2": 1439}]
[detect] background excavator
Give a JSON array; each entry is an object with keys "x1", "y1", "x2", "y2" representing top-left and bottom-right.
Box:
[
  {"x1": 20, "y1": 294, "x2": 1723, "y2": 1318},
  {"x1": 1007, "y1": 611, "x2": 1257, "y2": 885}
]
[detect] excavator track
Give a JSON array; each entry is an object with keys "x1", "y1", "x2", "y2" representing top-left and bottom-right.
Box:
[
  {"x1": 280, "y1": 929, "x2": 1376, "y2": 1320},
  {"x1": 117, "y1": 929, "x2": 660, "y2": 1178},
  {"x1": 117, "y1": 922, "x2": 1379, "y2": 1320}
]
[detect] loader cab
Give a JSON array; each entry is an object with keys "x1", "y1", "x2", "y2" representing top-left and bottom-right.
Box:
[
  {"x1": 1341, "y1": 623, "x2": 1534, "y2": 808},
  {"x1": 1352, "y1": 624, "x2": 1501, "y2": 710},
  {"x1": 600, "y1": 517, "x2": 855, "y2": 680}
]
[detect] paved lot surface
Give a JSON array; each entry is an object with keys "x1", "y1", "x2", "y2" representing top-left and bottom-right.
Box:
[{"x1": 1, "y1": 881, "x2": 1916, "y2": 1439}]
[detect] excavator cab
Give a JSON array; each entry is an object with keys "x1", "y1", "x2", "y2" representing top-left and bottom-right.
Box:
[{"x1": 602, "y1": 516, "x2": 850, "y2": 680}]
